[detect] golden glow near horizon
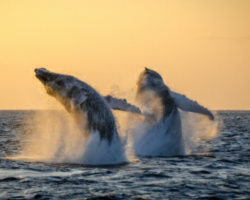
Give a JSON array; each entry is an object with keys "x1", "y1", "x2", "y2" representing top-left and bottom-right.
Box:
[{"x1": 0, "y1": 0, "x2": 250, "y2": 110}]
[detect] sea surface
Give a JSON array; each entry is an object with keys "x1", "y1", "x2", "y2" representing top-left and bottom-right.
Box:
[{"x1": 0, "y1": 110, "x2": 250, "y2": 199}]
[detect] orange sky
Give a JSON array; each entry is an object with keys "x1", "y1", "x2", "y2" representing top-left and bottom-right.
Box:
[{"x1": 0, "y1": 0, "x2": 250, "y2": 110}]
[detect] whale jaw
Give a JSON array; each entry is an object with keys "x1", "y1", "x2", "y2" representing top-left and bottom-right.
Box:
[{"x1": 35, "y1": 68, "x2": 59, "y2": 85}]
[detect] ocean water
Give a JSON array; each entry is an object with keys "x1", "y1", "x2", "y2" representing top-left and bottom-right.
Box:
[{"x1": 0, "y1": 110, "x2": 250, "y2": 199}]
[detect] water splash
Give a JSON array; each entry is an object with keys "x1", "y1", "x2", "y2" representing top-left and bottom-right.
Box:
[
  {"x1": 129, "y1": 112, "x2": 185, "y2": 157},
  {"x1": 14, "y1": 109, "x2": 128, "y2": 165},
  {"x1": 10, "y1": 86, "x2": 220, "y2": 164},
  {"x1": 181, "y1": 111, "x2": 220, "y2": 154},
  {"x1": 111, "y1": 87, "x2": 220, "y2": 157}
]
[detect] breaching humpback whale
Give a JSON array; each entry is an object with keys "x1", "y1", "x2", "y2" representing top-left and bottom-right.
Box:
[
  {"x1": 125, "y1": 68, "x2": 214, "y2": 157},
  {"x1": 35, "y1": 68, "x2": 127, "y2": 164},
  {"x1": 34, "y1": 67, "x2": 214, "y2": 159},
  {"x1": 131, "y1": 68, "x2": 185, "y2": 156}
]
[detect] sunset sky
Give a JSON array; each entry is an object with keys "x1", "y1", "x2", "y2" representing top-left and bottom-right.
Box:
[{"x1": 0, "y1": 0, "x2": 249, "y2": 110}]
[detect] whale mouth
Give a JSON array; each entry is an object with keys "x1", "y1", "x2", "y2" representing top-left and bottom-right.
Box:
[{"x1": 35, "y1": 68, "x2": 58, "y2": 85}]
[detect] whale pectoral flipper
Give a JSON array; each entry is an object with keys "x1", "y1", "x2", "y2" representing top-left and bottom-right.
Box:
[
  {"x1": 170, "y1": 91, "x2": 214, "y2": 120},
  {"x1": 103, "y1": 95, "x2": 142, "y2": 115},
  {"x1": 69, "y1": 86, "x2": 88, "y2": 110}
]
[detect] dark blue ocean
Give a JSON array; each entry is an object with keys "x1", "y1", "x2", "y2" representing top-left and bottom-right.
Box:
[{"x1": 0, "y1": 110, "x2": 250, "y2": 199}]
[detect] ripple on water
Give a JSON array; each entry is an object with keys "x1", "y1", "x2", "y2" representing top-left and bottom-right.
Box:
[{"x1": 0, "y1": 111, "x2": 250, "y2": 199}]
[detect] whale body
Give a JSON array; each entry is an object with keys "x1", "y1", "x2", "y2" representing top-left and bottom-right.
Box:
[
  {"x1": 128, "y1": 68, "x2": 185, "y2": 156},
  {"x1": 35, "y1": 68, "x2": 127, "y2": 165}
]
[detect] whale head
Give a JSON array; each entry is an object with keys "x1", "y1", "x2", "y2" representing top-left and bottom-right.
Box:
[
  {"x1": 136, "y1": 68, "x2": 175, "y2": 121},
  {"x1": 35, "y1": 68, "x2": 88, "y2": 112},
  {"x1": 136, "y1": 68, "x2": 166, "y2": 120},
  {"x1": 137, "y1": 68, "x2": 165, "y2": 92}
]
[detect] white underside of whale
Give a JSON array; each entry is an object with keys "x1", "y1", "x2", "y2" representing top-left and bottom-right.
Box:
[{"x1": 131, "y1": 110, "x2": 185, "y2": 157}]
